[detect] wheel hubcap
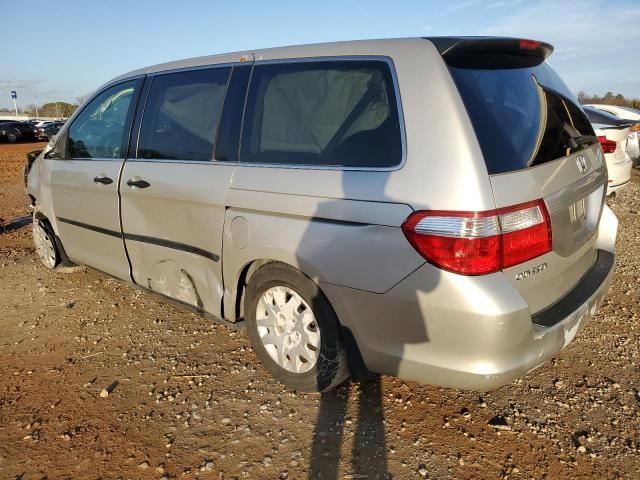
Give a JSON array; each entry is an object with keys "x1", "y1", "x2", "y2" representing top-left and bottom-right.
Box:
[
  {"x1": 256, "y1": 286, "x2": 320, "y2": 373},
  {"x1": 32, "y1": 222, "x2": 56, "y2": 269}
]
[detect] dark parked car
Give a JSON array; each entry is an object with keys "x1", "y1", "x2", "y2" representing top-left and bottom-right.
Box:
[
  {"x1": 0, "y1": 121, "x2": 38, "y2": 143},
  {"x1": 34, "y1": 121, "x2": 65, "y2": 141}
]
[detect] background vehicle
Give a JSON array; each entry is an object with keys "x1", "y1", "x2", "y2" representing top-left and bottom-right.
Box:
[
  {"x1": 26, "y1": 37, "x2": 617, "y2": 392},
  {"x1": 585, "y1": 104, "x2": 640, "y2": 119},
  {"x1": 585, "y1": 104, "x2": 640, "y2": 163},
  {"x1": 0, "y1": 121, "x2": 37, "y2": 143},
  {"x1": 34, "y1": 121, "x2": 64, "y2": 141},
  {"x1": 583, "y1": 105, "x2": 634, "y2": 194}
]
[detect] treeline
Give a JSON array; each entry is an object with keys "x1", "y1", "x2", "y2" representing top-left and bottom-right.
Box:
[
  {"x1": 577, "y1": 91, "x2": 640, "y2": 109},
  {"x1": 0, "y1": 101, "x2": 80, "y2": 118},
  {"x1": 23, "y1": 101, "x2": 78, "y2": 118}
]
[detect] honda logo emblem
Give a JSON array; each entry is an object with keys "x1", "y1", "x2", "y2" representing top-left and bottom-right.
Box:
[{"x1": 576, "y1": 155, "x2": 588, "y2": 174}]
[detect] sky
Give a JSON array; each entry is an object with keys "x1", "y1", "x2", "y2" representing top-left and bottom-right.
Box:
[{"x1": 1, "y1": 0, "x2": 639, "y2": 109}]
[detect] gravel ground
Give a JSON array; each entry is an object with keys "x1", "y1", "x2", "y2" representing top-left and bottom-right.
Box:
[
  {"x1": 1, "y1": 143, "x2": 639, "y2": 479},
  {"x1": 0, "y1": 141, "x2": 46, "y2": 222}
]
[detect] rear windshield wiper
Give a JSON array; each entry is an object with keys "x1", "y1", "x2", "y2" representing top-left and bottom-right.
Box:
[
  {"x1": 570, "y1": 134, "x2": 598, "y2": 147},
  {"x1": 563, "y1": 123, "x2": 598, "y2": 148}
]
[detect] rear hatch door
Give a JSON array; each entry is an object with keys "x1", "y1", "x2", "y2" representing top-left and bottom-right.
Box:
[{"x1": 440, "y1": 38, "x2": 607, "y2": 314}]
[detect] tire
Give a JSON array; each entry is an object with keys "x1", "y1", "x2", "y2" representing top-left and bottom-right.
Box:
[
  {"x1": 245, "y1": 262, "x2": 349, "y2": 392},
  {"x1": 32, "y1": 217, "x2": 61, "y2": 269},
  {"x1": 6, "y1": 131, "x2": 18, "y2": 143}
]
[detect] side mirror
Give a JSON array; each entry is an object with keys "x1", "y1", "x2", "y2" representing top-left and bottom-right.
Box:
[
  {"x1": 43, "y1": 130, "x2": 68, "y2": 160},
  {"x1": 24, "y1": 150, "x2": 43, "y2": 187},
  {"x1": 26, "y1": 149, "x2": 42, "y2": 163}
]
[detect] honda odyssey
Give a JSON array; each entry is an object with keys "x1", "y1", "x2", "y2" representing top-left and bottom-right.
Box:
[{"x1": 26, "y1": 37, "x2": 618, "y2": 392}]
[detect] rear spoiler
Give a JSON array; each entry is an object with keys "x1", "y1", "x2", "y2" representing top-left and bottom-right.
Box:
[{"x1": 426, "y1": 37, "x2": 554, "y2": 69}]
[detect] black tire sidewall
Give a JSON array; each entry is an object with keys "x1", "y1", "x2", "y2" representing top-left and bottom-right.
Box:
[
  {"x1": 245, "y1": 263, "x2": 347, "y2": 392},
  {"x1": 35, "y1": 218, "x2": 61, "y2": 269}
]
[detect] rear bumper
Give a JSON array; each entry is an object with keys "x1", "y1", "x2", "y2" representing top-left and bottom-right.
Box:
[
  {"x1": 322, "y1": 210, "x2": 617, "y2": 391},
  {"x1": 606, "y1": 158, "x2": 632, "y2": 195},
  {"x1": 607, "y1": 178, "x2": 631, "y2": 194}
]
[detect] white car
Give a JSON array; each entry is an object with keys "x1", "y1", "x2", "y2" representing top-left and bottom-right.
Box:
[
  {"x1": 583, "y1": 106, "x2": 633, "y2": 195},
  {"x1": 586, "y1": 104, "x2": 640, "y2": 162}
]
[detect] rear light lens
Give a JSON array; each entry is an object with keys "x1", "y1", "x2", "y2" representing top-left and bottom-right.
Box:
[
  {"x1": 519, "y1": 39, "x2": 541, "y2": 50},
  {"x1": 598, "y1": 135, "x2": 617, "y2": 154},
  {"x1": 402, "y1": 199, "x2": 552, "y2": 276}
]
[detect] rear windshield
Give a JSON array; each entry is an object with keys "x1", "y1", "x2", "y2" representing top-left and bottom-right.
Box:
[
  {"x1": 583, "y1": 106, "x2": 633, "y2": 127},
  {"x1": 617, "y1": 106, "x2": 640, "y2": 116},
  {"x1": 449, "y1": 62, "x2": 595, "y2": 174}
]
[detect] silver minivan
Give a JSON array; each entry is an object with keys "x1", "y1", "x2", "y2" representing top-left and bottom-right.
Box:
[{"x1": 26, "y1": 37, "x2": 617, "y2": 392}]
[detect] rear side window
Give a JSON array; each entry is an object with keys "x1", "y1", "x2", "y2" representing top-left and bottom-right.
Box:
[
  {"x1": 240, "y1": 60, "x2": 402, "y2": 168},
  {"x1": 138, "y1": 67, "x2": 231, "y2": 161},
  {"x1": 450, "y1": 62, "x2": 595, "y2": 174}
]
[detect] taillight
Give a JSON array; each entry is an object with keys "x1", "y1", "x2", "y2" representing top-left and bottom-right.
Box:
[
  {"x1": 519, "y1": 39, "x2": 541, "y2": 50},
  {"x1": 598, "y1": 135, "x2": 617, "y2": 154},
  {"x1": 402, "y1": 199, "x2": 552, "y2": 276}
]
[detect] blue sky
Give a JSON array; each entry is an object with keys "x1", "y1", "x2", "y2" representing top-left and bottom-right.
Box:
[{"x1": 1, "y1": 0, "x2": 639, "y2": 109}]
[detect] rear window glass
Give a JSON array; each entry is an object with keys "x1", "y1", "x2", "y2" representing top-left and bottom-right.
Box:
[
  {"x1": 617, "y1": 106, "x2": 640, "y2": 116},
  {"x1": 583, "y1": 106, "x2": 631, "y2": 126},
  {"x1": 240, "y1": 60, "x2": 402, "y2": 168},
  {"x1": 138, "y1": 67, "x2": 230, "y2": 161},
  {"x1": 450, "y1": 62, "x2": 595, "y2": 174}
]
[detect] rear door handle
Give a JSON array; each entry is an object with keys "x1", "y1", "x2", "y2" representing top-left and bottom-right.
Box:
[
  {"x1": 127, "y1": 178, "x2": 151, "y2": 189},
  {"x1": 93, "y1": 175, "x2": 113, "y2": 185}
]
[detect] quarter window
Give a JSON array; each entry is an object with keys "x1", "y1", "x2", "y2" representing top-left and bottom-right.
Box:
[
  {"x1": 68, "y1": 80, "x2": 138, "y2": 159},
  {"x1": 138, "y1": 67, "x2": 231, "y2": 161},
  {"x1": 240, "y1": 60, "x2": 402, "y2": 168}
]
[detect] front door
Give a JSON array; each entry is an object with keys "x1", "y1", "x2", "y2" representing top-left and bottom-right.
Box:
[
  {"x1": 50, "y1": 79, "x2": 141, "y2": 279},
  {"x1": 119, "y1": 65, "x2": 246, "y2": 317}
]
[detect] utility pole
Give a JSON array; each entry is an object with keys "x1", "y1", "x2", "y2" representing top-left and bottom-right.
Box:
[
  {"x1": 35, "y1": 95, "x2": 39, "y2": 119},
  {"x1": 11, "y1": 91, "x2": 18, "y2": 118}
]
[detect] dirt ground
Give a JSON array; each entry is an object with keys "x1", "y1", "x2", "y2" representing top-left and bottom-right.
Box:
[
  {"x1": 1, "y1": 143, "x2": 639, "y2": 479},
  {"x1": 0, "y1": 141, "x2": 46, "y2": 222}
]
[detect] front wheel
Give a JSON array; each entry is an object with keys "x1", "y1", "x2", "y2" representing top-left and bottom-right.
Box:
[
  {"x1": 32, "y1": 218, "x2": 60, "y2": 269},
  {"x1": 245, "y1": 262, "x2": 349, "y2": 392}
]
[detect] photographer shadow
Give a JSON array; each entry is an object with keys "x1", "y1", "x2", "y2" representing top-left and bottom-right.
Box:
[{"x1": 302, "y1": 170, "x2": 437, "y2": 479}]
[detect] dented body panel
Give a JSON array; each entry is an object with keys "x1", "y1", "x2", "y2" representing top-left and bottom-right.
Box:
[{"x1": 119, "y1": 161, "x2": 235, "y2": 317}]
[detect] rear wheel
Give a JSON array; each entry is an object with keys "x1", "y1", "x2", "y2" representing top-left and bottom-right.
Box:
[
  {"x1": 32, "y1": 218, "x2": 60, "y2": 269},
  {"x1": 245, "y1": 262, "x2": 349, "y2": 392},
  {"x1": 6, "y1": 131, "x2": 18, "y2": 143}
]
